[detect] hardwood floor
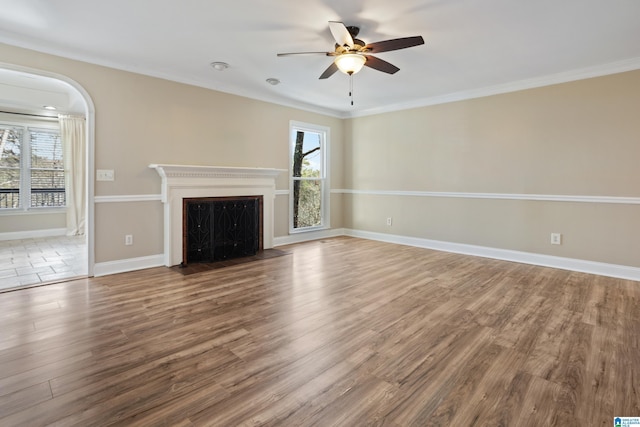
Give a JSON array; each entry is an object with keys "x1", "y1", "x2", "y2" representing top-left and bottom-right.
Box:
[{"x1": 0, "y1": 236, "x2": 638, "y2": 426}]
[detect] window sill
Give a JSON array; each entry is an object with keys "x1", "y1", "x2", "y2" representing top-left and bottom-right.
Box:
[
  {"x1": 289, "y1": 225, "x2": 329, "y2": 234},
  {"x1": 0, "y1": 207, "x2": 67, "y2": 216}
]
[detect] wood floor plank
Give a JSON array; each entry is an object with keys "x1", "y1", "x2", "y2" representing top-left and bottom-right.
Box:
[
  {"x1": 123, "y1": 381, "x2": 227, "y2": 427},
  {"x1": 377, "y1": 324, "x2": 496, "y2": 425},
  {"x1": 234, "y1": 359, "x2": 366, "y2": 426},
  {"x1": 0, "y1": 381, "x2": 52, "y2": 418},
  {"x1": 522, "y1": 309, "x2": 592, "y2": 388},
  {"x1": 0, "y1": 350, "x2": 94, "y2": 398},
  {"x1": 301, "y1": 375, "x2": 397, "y2": 427},
  {"x1": 49, "y1": 327, "x2": 248, "y2": 398},
  {"x1": 447, "y1": 346, "x2": 529, "y2": 425},
  {"x1": 490, "y1": 293, "x2": 553, "y2": 353},
  {"x1": 0, "y1": 236, "x2": 637, "y2": 425},
  {"x1": 421, "y1": 343, "x2": 504, "y2": 426},
  {"x1": 513, "y1": 374, "x2": 576, "y2": 427},
  {"x1": 188, "y1": 326, "x2": 380, "y2": 425},
  {"x1": 2, "y1": 340, "x2": 241, "y2": 425}
]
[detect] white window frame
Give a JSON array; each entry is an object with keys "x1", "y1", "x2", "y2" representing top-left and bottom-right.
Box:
[
  {"x1": 0, "y1": 119, "x2": 64, "y2": 213},
  {"x1": 289, "y1": 120, "x2": 330, "y2": 234}
]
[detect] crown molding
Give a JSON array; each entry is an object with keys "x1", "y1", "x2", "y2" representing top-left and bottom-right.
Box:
[{"x1": 346, "y1": 57, "x2": 640, "y2": 118}]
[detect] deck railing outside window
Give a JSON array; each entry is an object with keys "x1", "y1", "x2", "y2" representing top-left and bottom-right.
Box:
[{"x1": 0, "y1": 188, "x2": 65, "y2": 209}]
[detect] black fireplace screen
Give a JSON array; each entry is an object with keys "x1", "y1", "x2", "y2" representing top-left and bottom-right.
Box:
[{"x1": 183, "y1": 196, "x2": 262, "y2": 264}]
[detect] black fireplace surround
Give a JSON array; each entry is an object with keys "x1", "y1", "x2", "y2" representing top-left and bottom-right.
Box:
[{"x1": 182, "y1": 196, "x2": 263, "y2": 265}]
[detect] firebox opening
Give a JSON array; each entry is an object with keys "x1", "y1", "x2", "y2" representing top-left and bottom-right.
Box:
[{"x1": 182, "y1": 196, "x2": 263, "y2": 266}]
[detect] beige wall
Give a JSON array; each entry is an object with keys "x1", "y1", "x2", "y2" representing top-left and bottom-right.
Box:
[
  {"x1": 344, "y1": 70, "x2": 640, "y2": 267},
  {"x1": 2, "y1": 41, "x2": 638, "y2": 270},
  {"x1": 0, "y1": 211, "x2": 66, "y2": 234},
  {"x1": 0, "y1": 43, "x2": 344, "y2": 263}
]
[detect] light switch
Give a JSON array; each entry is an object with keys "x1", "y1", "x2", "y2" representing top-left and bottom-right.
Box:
[{"x1": 97, "y1": 169, "x2": 114, "y2": 181}]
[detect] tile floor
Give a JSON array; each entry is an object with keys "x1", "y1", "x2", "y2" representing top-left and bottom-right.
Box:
[{"x1": 0, "y1": 235, "x2": 87, "y2": 291}]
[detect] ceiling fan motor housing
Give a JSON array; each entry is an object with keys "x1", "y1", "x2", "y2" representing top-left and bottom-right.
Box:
[{"x1": 346, "y1": 26, "x2": 360, "y2": 37}]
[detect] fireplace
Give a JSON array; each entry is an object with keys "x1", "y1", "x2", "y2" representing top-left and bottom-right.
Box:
[
  {"x1": 183, "y1": 196, "x2": 263, "y2": 265},
  {"x1": 149, "y1": 164, "x2": 284, "y2": 267}
]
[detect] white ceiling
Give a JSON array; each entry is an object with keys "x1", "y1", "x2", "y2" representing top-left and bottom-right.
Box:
[
  {"x1": 0, "y1": 68, "x2": 86, "y2": 115},
  {"x1": 1, "y1": 0, "x2": 640, "y2": 117}
]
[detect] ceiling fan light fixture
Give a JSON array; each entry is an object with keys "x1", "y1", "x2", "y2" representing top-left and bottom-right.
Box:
[{"x1": 334, "y1": 53, "x2": 366, "y2": 75}]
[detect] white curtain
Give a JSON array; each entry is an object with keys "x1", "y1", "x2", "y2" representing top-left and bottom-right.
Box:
[{"x1": 59, "y1": 114, "x2": 86, "y2": 236}]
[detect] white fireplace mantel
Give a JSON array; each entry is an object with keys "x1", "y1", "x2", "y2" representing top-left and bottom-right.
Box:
[{"x1": 149, "y1": 164, "x2": 285, "y2": 266}]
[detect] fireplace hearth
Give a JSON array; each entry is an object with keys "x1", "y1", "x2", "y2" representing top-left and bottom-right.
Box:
[{"x1": 183, "y1": 196, "x2": 263, "y2": 265}]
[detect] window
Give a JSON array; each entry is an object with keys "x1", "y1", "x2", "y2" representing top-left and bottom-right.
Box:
[
  {"x1": 0, "y1": 122, "x2": 65, "y2": 210},
  {"x1": 289, "y1": 121, "x2": 329, "y2": 232}
]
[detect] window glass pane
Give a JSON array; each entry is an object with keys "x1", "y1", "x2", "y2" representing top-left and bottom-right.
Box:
[
  {"x1": 291, "y1": 128, "x2": 324, "y2": 229},
  {"x1": 290, "y1": 123, "x2": 328, "y2": 232},
  {"x1": 292, "y1": 130, "x2": 321, "y2": 178},
  {"x1": 0, "y1": 126, "x2": 22, "y2": 209},
  {"x1": 30, "y1": 129, "x2": 65, "y2": 207},
  {"x1": 294, "y1": 179, "x2": 322, "y2": 228}
]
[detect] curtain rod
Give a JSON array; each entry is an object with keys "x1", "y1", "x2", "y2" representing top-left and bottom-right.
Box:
[{"x1": 0, "y1": 110, "x2": 59, "y2": 120}]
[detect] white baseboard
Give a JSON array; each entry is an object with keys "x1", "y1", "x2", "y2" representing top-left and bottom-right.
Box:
[
  {"x1": 91, "y1": 229, "x2": 640, "y2": 282},
  {"x1": 94, "y1": 254, "x2": 164, "y2": 277},
  {"x1": 94, "y1": 229, "x2": 344, "y2": 277},
  {"x1": 344, "y1": 229, "x2": 640, "y2": 282},
  {"x1": 0, "y1": 228, "x2": 67, "y2": 241},
  {"x1": 273, "y1": 228, "x2": 346, "y2": 247}
]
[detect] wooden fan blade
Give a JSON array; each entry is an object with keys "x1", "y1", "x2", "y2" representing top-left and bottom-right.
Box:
[
  {"x1": 329, "y1": 21, "x2": 354, "y2": 48},
  {"x1": 364, "y1": 36, "x2": 424, "y2": 53},
  {"x1": 319, "y1": 62, "x2": 339, "y2": 79},
  {"x1": 277, "y1": 52, "x2": 333, "y2": 57},
  {"x1": 363, "y1": 55, "x2": 400, "y2": 74}
]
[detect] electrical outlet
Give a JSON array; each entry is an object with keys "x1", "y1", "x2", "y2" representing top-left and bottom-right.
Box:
[
  {"x1": 386, "y1": 217, "x2": 393, "y2": 226},
  {"x1": 125, "y1": 234, "x2": 133, "y2": 246},
  {"x1": 550, "y1": 233, "x2": 562, "y2": 245}
]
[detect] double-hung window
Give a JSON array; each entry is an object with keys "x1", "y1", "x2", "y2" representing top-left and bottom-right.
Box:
[
  {"x1": 289, "y1": 121, "x2": 330, "y2": 232},
  {"x1": 0, "y1": 122, "x2": 65, "y2": 210}
]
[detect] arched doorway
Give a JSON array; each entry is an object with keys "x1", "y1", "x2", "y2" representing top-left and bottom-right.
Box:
[{"x1": 0, "y1": 63, "x2": 94, "y2": 290}]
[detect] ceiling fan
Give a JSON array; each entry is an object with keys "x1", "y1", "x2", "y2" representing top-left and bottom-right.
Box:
[{"x1": 277, "y1": 21, "x2": 425, "y2": 79}]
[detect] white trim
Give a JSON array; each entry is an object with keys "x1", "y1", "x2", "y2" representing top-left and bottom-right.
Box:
[
  {"x1": 275, "y1": 189, "x2": 290, "y2": 196},
  {"x1": 94, "y1": 194, "x2": 162, "y2": 203},
  {"x1": 332, "y1": 189, "x2": 640, "y2": 205},
  {"x1": 0, "y1": 227, "x2": 66, "y2": 241},
  {"x1": 347, "y1": 57, "x2": 640, "y2": 118},
  {"x1": 149, "y1": 164, "x2": 283, "y2": 181},
  {"x1": 288, "y1": 121, "x2": 331, "y2": 234},
  {"x1": 94, "y1": 254, "x2": 164, "y2": 277},
  {"x1": 149, "y1": 164, "x2": 284, "y2": 266},
  {"x1": 343, "y1": 229, "x2": 640, "y2": 282},
  {"x1": 0, "y1": 208, "x2": 66, "y2": 216},
  {"x1": 273, "y1": 228, "x2": 346, "y2": 247}
]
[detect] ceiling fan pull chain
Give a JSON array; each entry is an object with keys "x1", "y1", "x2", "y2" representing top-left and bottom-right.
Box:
[{"x1": 349, "y1": 74, "x2": 354, "y2": 106}]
